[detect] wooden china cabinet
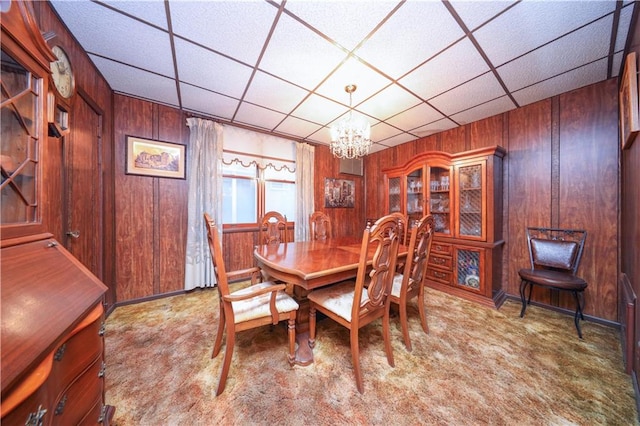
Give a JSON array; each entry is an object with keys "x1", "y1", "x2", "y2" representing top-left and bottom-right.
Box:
[
  {"x1": 1, "y1": 2, "x2": 114, "y2": 424},
  {"x1": 384, "y1": 146, "x2": 506, "y2": 308}
]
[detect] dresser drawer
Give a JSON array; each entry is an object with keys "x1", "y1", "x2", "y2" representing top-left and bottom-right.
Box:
[
  {"x1": 426, "y1": 267, "x2": 452, "y2": 284},
  {"x1": 431, "y1": 242, "x2": 452, "y2": 256},
  {"x1": 428, "y1": 254, "x2": 452, "y2": 270},
  {"x1": 1, "y1": 379, "x2": 50, "y2": 426},
  {"x1": 52, "y1": 358, "x2": 103, "y2": 425},
  {"x1": 50, "y1": 304, "x2": 103, "y2": 391}
]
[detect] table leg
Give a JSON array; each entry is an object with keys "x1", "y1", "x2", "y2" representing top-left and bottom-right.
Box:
[{"x1": 292, "y1": 286, "x2": 314, "y2": 366}]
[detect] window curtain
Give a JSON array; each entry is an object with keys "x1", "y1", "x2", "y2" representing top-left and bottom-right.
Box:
[
  {"x1": 184, "y1": 118, "x2": 223, "y2": 290},
  {"x1": 295, "y1": 142, "x2": 315, "y2": 241}
]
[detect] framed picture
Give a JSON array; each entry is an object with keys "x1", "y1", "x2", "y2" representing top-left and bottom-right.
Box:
[
  {"x1": 126, "y1": 136, "x2": 186, "y2": 179},
  {"x1": 324, "y1": 178, "x2": 355, "y2": 208},
  {"x1": 619, "y1": 52, "x2": 639, "y2": 150}
]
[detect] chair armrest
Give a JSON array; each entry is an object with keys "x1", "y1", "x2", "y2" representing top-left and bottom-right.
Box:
[
  {"x1": 226, "y1": 267, "x2": 263, "y2": 284},
  {"x1": 222, "y1": 282, "x2": 287, "y2": 303}
]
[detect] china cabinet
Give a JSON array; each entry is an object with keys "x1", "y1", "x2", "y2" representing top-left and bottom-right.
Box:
[{"x1": 384, "y1": 146, "x2": 506, "y2": 307}]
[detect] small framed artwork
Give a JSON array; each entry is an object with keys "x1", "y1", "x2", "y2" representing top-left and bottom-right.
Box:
[
  {"x1": 619, "y1": 52, "x2": 639, "y2": 150},
  {"x1": 126, "y1": 136, "x2": 186, "y2": 179},
  {"x1": 324, "y1": 178, "x2": 355, "y2": 208}
]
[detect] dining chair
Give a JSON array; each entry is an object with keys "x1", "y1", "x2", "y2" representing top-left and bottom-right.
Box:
[
  {"x1": 518, "y1": 227, "x2": 588, "y2": 338},
  {"x1": 204, "y1": 213, "x2": 299, "y2": 395},
  {"x1": 390, "y1": 212, "x2": 409, "y2": 247},
  {"x1": 389, "y1": 214, "x2": 435, "y2": 351},
  {"x1": 307, "y1": 214, "x2": 400, "y2": 394},
  {"x1": 259, "y1": 211, "x2": 289, "y2": 245},
  {"x1": 309, "y1": 211, "x2": 332, "y2": 240}
]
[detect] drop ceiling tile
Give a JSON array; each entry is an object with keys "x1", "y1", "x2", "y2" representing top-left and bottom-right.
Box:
[
  {"x1": 449, "y1": 96, "x2": 515, "y2": 125},
  {"x1": 283, "y1": 1, "x2": 401, "y2": 51},
  {"x1": 400, "y1": 37, "x2": 489, "y2": 101},
  {"x1": 244, "y1": 71, "x2": 309, "y2": 114},
  {"x1": 411, "y1": 118, "x2": 459, "y2": 138},
  {"x1": 612, "y1": 51, "x2": 624, "y2": 78},
  {"x1": 615, "y1": 3, "x2": 635, "y2": 52},
  {"x1": 315, "y1": 57, "x2": 393, "y2": 105},
  {"x1": 291, "y1": 94, "x2": 346, "y2": 125},
  {"x1": 354, "y1": 0, "x2": 464, "y2": 80},
  {"x1": 498, "y1": 16, "x2": 612, "y2": 92},
  {"x1": 448, "y1": 1, "x2": 516, "y2": 31},
  {"x1": 90, "y1": 55, "x2": 178, "y2": 107},
  {"x1": 180, "y1": 83, "x2": 239, "y2": 120},
  {"x1": 50, "y1": 1, "x2": 175, "y2": 77},
  {"x1": 174, "y1": 38, "x2": 252, "y2": 99},
  {"x1": 357, "y1": 84, "x2": 423, "y2": 121},
  {"x1": 474, "y1": 0, "x2": 616, "y2": 66},
  {"x1": 370, "y1": 122, "x2": 405, "y2": 142},
  {"x1": 429, "y1": 72, "x2": 505, "y2": 116},
  {"x1": 259, "y1": 13, "x2": 348, "y2": 91},
  {"x1": 169, "y1": 0, "x2": 277, "y2": 65},
  {"x1": 377, "y1": 132, "x2": 419, "y2": 148},
  {"x1": 234, "y1": 103, "x2": 287, "y2": 132},
  {"x1": 274, "y1": 116, "x2": 324, "y2": 141},
  {"x1": 385, "y1": 103, "x2": 445, "y2": 132},
  {"x1": 100, "y1": 0, "x2": 169, "y2": 29},
  {"x1": 512, "y1": 58, "x2": 608, "y2": 107}
]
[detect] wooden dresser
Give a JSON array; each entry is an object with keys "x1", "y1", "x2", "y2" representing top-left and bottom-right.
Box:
[{"x1": 1, "y1": 233, "x2": 115, "y2": 425}]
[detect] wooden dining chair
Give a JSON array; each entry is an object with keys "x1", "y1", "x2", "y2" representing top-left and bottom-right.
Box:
[
  {"x1": 390, "y1": 212, "x2": 409, "y2": 247},
  {"x1": 259, "y1": 211, "x2": 289, "y2": 245},
  {"x1": 309, "y1": 211, "x2": 332, "y2": 240},
  {"x1": 389, "y1": 214, "x2": 435, "y2": 351},
  {"x1": 204, "y1": 213, "x2": 299, "y2": 395},
  {"x1": 307, "y1": 214, "x2": 400, "y2": 394}
]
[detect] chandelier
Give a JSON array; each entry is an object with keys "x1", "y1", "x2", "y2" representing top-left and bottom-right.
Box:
[{"x1": 330, "y1": 84, "x2": 371, "y2": 159}]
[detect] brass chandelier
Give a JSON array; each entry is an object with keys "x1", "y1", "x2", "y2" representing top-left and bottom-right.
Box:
[{"x1": 330, "y1": 84, "x2": 371, "y2": 159}]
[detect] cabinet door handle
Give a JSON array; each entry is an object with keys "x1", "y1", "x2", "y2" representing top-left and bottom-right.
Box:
[
  {"x1": 66, "y1": 230, "x2": 80, "y2": 238},
  {"x1": 26, "y1": 405, "x2": 47, "y2": 425}
]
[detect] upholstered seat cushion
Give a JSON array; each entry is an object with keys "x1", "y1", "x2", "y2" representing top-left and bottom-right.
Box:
[
  {"x1": 308, "y1": 281, "x2": 370, "y2": 322},
  {"x1": 230, "y1": 282, "x2": 299, "y2": 323},
  {"x1": 518, "y1": 268, "x2": 587, "y2": 291},
  {"x1": 391, "y1": 272, "x2": 404, "y2": 298}
]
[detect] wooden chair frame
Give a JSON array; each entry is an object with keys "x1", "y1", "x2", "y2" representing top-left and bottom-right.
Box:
[
  {"x1": 309, "y1": 211, "x2": 332, "y2": 240},
  {"x1": 259, "y1": 211, "x2": 288, "y2": 245}
]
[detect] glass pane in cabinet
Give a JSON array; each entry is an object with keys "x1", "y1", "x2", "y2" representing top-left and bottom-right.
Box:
[
  {"x1": 406, "y1": 169, "x2": 423, "y2": 222},
  {"x1": 429, "y1": 166, "x2": 450, "y2": 234},
  {"x1": 457, "y1": 249, "x2": 480, "y2": 289},
  {"x1": 458, "y1": 164, "x2": 482, "y2": 237},
  {"x1": 388, "y1": 177, "x2": 401, "y2": 213}
]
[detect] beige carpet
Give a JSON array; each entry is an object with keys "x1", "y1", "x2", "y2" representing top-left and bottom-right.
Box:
[{"x1": 105, "y1": 284, "x2": 638, "y2": 425}]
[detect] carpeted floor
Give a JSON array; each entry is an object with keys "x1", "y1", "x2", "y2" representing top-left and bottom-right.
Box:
[{"x1": 105, "y1": 284, "x2": 638, "y2": 425}]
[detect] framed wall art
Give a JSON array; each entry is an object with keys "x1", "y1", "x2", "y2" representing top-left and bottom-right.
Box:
[
  {"x1": 324, "y1": 178, "x2": 355, "y2": 208},
  {"x1": 126, "y1": 136, "x2": 186, "y2": 179},
  {"x1": 619, "y1": 52, "x2": 639, "y2": 150}
]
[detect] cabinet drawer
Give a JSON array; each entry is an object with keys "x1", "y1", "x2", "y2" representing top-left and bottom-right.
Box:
[
  {"x1": 52, "y1": 358, "x2": 103, "y2": 425},
  {"x1": 1, "y1": 381, "x2": 50, "y2": 426},
  {"x1": 431, "y1": 242, "x2": 452, "y2": 255},
  {"x1": 426, "y1": 267, "x2": 451, "y2": 284},
  {"x1": 428, "y1": 254, "x2": 452, "y2": 270},
  {"x1": 50, "y1": 304, "x2": 103, "y2": 391}
]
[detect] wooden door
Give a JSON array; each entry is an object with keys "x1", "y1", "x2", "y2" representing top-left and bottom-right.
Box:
[{"x1": 63, "y1": 93, "x2": 103, "y2": 280}]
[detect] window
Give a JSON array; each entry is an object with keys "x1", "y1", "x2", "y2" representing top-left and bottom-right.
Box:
[{"x1": 222, "y1": 155, "x2": 296, "y2": 225}]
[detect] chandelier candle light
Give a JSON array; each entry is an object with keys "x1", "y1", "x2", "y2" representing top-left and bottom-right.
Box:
[{"x1": 330, "y1": 84, "x2": 371, "y2": 159}]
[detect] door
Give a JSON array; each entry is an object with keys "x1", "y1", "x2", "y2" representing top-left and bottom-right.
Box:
[{"x1": 63, "y1": 93, "x2": 103, "y2": 280}]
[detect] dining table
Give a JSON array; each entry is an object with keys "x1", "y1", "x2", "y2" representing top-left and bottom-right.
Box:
[{"x1": 254, "y1": 237, "x2": 407, "y2": 366}]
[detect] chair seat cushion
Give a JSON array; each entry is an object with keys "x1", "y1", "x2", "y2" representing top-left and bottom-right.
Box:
[
  {"x1": 391, "y1": 272, "x2": 404, "y2": 298},
  {"x1": 231, "y1": 282, "x2": 299, "y2": 323},
  {"x1": 518, "y1": 268, "x2": 587, "y2": 291},
  {"x1": 308, "y1": 281, "x2": 370, "y2": 322}
]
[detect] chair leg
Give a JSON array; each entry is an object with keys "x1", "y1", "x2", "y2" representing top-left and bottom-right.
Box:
[
  {"x1": 350, "y1": 327, "x2": 364, "y2": 394},
  {"x1": 212, "y1": 304, "x2": 225, "y2": 358},
  {"x1": 308, "y1": 305, "x2": 316, "y2": 349},
  {"x1": 573, "y1": 290, "x2": 584, "y2": 339},
  {"x1": 418, "y1": 287, "x2": 429, "y2": 335},
  {"x1": 383, "y1": 306, "x2": 395, "y2": 368},
  {"x1": 399, "y1": 298, "x2": 412, "y2": 351},
  {"x1": 216, "y1": 319, "x2": 236, "y2": 396},
  {"x1": 519, "y1": 280, "x2": 528, "y2": 318},
  {"x1": 287, "y1": 316, "x2": 296, "y2": 366}
]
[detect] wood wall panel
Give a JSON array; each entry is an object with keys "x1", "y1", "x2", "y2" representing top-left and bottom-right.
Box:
[
  {"x1": 441, "y1": 126, "x2": 466, "y2": 153},
  {"x1": 470, "y1": 115, "x2": 504, "y2": 150},
  {"x1": 558, "y1": 79, "x2": 619, "y2": 320}
]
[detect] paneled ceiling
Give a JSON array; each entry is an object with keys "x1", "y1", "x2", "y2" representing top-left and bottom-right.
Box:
[{"x1": 49, "y1": 0, "x2": 636, "y2": 153}]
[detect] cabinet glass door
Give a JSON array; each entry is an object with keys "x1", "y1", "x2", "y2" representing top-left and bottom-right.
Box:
[
  {"x1": 457, "y1": 163, "x2": 484, "y2": 239},
  {"x1": 454, "y1": 247, "x2": 482, "y2": 292},
  {"x1": 406, "y1": 168, "x2": 423, "y2": 225},
  {"x1": 428, "y1": 166, "x2": 451, "y2": 234},
  {"x1": 388, "y1": 177, "x2": 401, "y2": 213}
]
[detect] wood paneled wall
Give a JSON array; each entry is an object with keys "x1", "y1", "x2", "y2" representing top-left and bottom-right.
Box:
[{"x1": 365, "y1": 78, "x2": 620, "y2": 322}]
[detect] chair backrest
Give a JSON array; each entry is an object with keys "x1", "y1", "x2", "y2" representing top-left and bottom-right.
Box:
[
  {"x1": 204, "y1": 213, "x2": 230, "y2": 298},
  {"x1": 259, "y1": 211, "x2": 288, "y2": 245},
  {"x1": 309, "y1": 211, "x2": 332, "y2": 240},
  {"x1": 526, "y1": 227, "x2": 587, "y2": 275},
  {"x1": 403, "y1": 214, "x2": 435, "y2": 288},
  {"x1": 390, "y1": 212, "x2": 409, "y2": 246},
  {"x1": 352, "y1": 214, "x2": 400, "y2": 319}
]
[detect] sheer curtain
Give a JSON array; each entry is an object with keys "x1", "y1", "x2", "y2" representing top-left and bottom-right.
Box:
[
  {"x1": 184, "y1": 118, "x2": 223, "y2": 290},
  {"x1": 295, "y1": 142, "x2": 315, "y2": 242}
]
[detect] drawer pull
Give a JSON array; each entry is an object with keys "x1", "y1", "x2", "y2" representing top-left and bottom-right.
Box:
[
  {"x1": 55, "y1": 395, "x2": 68, "y2": 416},
  {"x1": 433, "y1": 271, "x2": 447, "y2": 279},
  {"x1": 99, "y1": 323, "x2": 106, "y2": 336},
  {"x1": 98, "y1": 361, "x2": 106, "y2": 378},
  {"x1": 54, "y1": 343, "x2": 67, "y2": 361},
  {"x1": 433, "y1": 257, "x2": 446, "y2": 264},
  {"x1": 26, "y1": 405, "x2": 47, "y2": 426}
]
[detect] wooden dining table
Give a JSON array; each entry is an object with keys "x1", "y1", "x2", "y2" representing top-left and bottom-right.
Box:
[{"x1": 254, "y1": 237, "x2": 407, "y2": 366}]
